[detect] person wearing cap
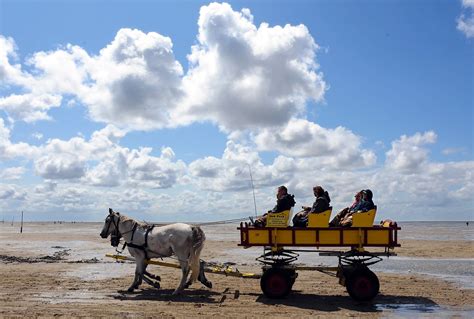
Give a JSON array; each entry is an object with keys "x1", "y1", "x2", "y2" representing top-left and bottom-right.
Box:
[
  {"x1": 292, "y1": 186, "x2": 331, "y2": 227},
  {"x1": 251, "y1": 185, "x2": 295, "y2": 227}
]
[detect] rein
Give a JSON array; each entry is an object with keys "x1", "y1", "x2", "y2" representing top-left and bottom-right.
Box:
[{"x1": 110, "y1": 218, "x2": 156, "y2": 259}]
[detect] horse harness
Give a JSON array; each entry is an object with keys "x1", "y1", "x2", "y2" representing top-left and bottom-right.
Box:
[
  {"x1": 107, "y1": 214, "x2": 155, "y2": 259},
  {"x1": 124, "y1": 223, "x2": 155, "y2": 260}
]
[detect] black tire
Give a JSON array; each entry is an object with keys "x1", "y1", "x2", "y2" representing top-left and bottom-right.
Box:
[
  {"x1": 345, "y1": 268, "x2": 379, "y2": 301},
  {"x1": 260, "y1": 268, "x2": 293, "y2": 299}
]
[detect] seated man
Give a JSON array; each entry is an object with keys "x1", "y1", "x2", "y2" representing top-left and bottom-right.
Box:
[
  {"x1": 292, "y1": 186, "x2": 331, "y2": 227},
  {"x1": 330, "y1": 189, "x2": 375, "y2": 227},
  {"x1": 252, "y1": 185, "x2": 295, "y2": 227}
]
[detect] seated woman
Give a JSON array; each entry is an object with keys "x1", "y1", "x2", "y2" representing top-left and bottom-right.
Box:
[
  {"x1": 252, "y1": 185, "x2": 295, "y2": 227},
  {"x1": 330, "y1": 189, "x2": 375, "y2": 227},
  {"x1": 292, "y1": 186, "x2": 330, "y2": 227}
]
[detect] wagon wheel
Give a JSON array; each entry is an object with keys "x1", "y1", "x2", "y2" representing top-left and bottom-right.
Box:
[
  {"x1": 260, "y1": 268, "x2": 293, "y2": 299},
  {"x1": 345, "y1": 268, "x2": 379, "y2": 301}
]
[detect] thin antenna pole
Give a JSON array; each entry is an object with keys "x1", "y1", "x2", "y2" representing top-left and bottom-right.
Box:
[
  {"x1": 20, "y1": 211, "x2": 24, "y2": 234},
  {"x1": 248, "y1": 164, "x2": 258, "y2": 217}
]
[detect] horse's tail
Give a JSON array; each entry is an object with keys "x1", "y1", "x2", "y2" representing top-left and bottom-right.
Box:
[{"x1": 188, "y1": 226, "x2": 205, "y2": 283}]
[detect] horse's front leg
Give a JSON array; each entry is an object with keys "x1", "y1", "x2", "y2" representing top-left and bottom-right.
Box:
[
  {"x1": 127, "y1": 257, "x2": 146, "y2": 292},
  {"x1": 173, "y1": 260, "x2": 190, "y2": 295}
]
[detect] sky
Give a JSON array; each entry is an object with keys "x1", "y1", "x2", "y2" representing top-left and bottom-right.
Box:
[{"x1": 0, "y1": 0, "x2": 472, "y2": 222}]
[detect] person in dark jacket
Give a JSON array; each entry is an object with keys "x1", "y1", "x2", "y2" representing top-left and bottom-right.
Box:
[
  {"x1": 330, "y1": 189, "x2": 375, "y2": 227},
  {"x1": 252, "y1": 186, "x2": 295, "y2": 227},
  {"x1": 292, "y1": 186, "x2": 331, "y2": 227},
  {"x1": 329, "y1": 190, "x2": 363, "y2": 227}
]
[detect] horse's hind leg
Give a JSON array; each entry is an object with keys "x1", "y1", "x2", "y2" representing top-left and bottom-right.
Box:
[
  {"x1": 173, "y1": 260, "x2": 190, "y2": 295},
  {"x1": 144, "y1": 270, "x2": 161, "y2": 281}
]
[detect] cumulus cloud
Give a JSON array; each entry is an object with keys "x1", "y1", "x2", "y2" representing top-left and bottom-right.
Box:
[
  {"x1": 178, "y1": 2, "x2": 326, "y2": 131},
  {"x1": 385, "y1": 131, "x2": 437, "y2": 173},
  {"x1": 0, "y1": 118, "x2": 39, "y2": 159},
  {"x1": 34, "y1": 154, "x2": 86, "y2": 180},
  {"x1": 457, "y1": 0, "x2": 474, "y2": 38},
  {"x1": 0, "y1": 184, "x2": 26, "y2": 200},
  {"x1": 0, "y1": 93, "x2": 62, "y2": 122},
  {"x1": 126, "y1": 147, "x2": 186, "y2": 189},
  {"x1": 189, "y1": 140, "x2": 288, "y2": 192},
  {"x1": 254, "y1": 118, "x2": 376, "y2": 168},
  {"x1": 0, "y1": 167, "x2": 25, "y2": 180},
  {"x1": 1, "y1": 3, "x2": 326, "y2": 133},
  {"x1": 83, "y1": 28, "x2": 184, "y2": 130}
]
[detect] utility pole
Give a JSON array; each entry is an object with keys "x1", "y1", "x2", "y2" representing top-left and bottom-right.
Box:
[{"x1": 20, "y1": 211, "x2": 24, "y2": 233}]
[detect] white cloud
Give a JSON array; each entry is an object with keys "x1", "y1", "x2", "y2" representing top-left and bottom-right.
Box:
[
  {"x1": 1, "y1": 4, "x2": 326, "y2": 132},
  {"x1": 0, "y1": 167, "x2": 25, "y2": 180},
  {"x1": 0, "y1": 118, "x2": 39, "y2": 159},
  {"x1": 254, "y1": 118, "x2": 376, "y2": 168},
  {"x1": 0, "y1": 93, "x2": 62, "y2": 122},
  {"x1": 0, "y1": 184, "x2": 26, "y2": 200},
  {"x1": 83, "y1": 28, "x2": 184, "y2": 130},
  {"x1": 385, "y1": 131, "x2": 437, "y2": 173},
  {"x1": 126, "y1": 147, "x2": 186, "y2": 189},
  {"x1": 178, "y1": 2, "x2": 326, "y2": 131},
  {"x1": 189, "y1": 140, "x2": 288, "y2": 192},
  {"x1": 0, "y1": 35, "x2": 32, "y2": 86},
  {"x1": 34, "y1": 154, "x2": 86, "y2": 180},
  {"x1": 457, "y1": 0, "x2": 474, "y2": 38}
]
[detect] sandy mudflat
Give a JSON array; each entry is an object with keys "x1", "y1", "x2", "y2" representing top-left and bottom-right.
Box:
[{"x1": 0, "y1": 223, "x2": 473, "y2": 318}]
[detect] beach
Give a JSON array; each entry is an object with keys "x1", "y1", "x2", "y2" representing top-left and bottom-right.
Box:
[{"x1": 0, "y1": 221, "x2": 473, "y2": 318}]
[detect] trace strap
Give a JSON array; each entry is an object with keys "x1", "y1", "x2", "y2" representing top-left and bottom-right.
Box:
[{"x1": 123, "y1": 224, "x2": 155, "y2": 260}]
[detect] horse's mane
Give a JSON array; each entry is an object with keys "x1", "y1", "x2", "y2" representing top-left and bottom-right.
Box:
[{"x1": 118, "y1": 212, "x2": 148, "y2": 228}]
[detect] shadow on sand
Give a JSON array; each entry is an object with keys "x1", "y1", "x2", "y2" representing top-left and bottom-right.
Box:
[
  {"x1": 256, "y1": 291, "x2": 439, "y2": 313},
  {"x1": 112, "y1": 288, "x2": 223, "y2": 303},
  {"x1": 112, "y1": 287, "x2": 439, "y2": 314}
]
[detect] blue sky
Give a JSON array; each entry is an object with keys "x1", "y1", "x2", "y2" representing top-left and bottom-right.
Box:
[{"x1": 0, "y1": 0, "x2": 472, "y2": 222}]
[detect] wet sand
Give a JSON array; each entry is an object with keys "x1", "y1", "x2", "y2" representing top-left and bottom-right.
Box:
[{"x1": 0, "y1": 222, "x2": 473, "y2": 318}]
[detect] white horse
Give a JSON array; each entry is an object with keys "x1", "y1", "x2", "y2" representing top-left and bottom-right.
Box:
[{"x1": 100, "y1": 208, "x2": 210, "y2": 295}]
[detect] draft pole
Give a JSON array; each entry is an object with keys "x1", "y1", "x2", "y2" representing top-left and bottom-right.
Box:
[
  {"x1": 248, "y1": 164, "x2": 258, "y2": 217},
  {"x1": 20, "y1": 211, "x2": 24, "y2": 233}
]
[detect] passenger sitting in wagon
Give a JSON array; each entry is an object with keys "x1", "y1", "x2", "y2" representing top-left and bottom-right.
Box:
[
  {"x1": 292, "y1": 186, "x2": 331, "y2": 227},
  {"x1": 329, "y1": 189, "x2": 375, "y2": 227},
  {"x1": 252, "y1": 186, "x2": 296, "y2": 227}
]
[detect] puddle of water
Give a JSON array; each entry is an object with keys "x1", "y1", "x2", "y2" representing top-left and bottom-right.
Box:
[
  {"x1": 31, "y1": 291, "x2": 109, "y2": 304},
  {"x1": 376, "y1": 303, "x2": 474, "y2": 318},
  {"x1": 64, "y1": 262, "x2": 135, "y2": 281}
]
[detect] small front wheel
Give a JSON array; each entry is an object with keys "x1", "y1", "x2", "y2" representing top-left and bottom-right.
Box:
[
  {"x1": 260, "y1": 268, "x2": 293, "y2": 299},
  {"x1": 345, "y1": 268, "x2": 380, "y2": 301}
]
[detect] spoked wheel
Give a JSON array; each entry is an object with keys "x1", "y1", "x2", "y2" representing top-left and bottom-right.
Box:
[
  {"x1": 260, "y1": 268, "x2": 294, "y2": 299},
  {"x1": 345, "y1": 268, "x2": 380, "y2": 302}
]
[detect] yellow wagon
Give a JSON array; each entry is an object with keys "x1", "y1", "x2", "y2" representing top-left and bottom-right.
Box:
[{"x1": 238, "y1": 208, "x2": 400, "y2": 301}]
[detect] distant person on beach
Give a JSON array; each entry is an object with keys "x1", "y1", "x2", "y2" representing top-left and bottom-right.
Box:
[
  {"x1": 330, "y1": 189, "x2": 375, "y2": 227},
  {"x1": 292, "y1": 186, "x2": 331, "y2": 227},
  {"x1": 252, "y1": 186, "x2": 296, "y2": 227}
]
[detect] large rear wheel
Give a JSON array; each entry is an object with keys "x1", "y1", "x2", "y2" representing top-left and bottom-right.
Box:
[
  {"x1": 260, "y1": 268, "x2": 293, "y2": 299},
  {"x1": 345, "y1": 268, "x2": 379, "y2": 301}
]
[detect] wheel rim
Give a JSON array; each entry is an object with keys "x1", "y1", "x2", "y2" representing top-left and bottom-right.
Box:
[
  {"x1": 266, "y1": 273, "x2": 288, "y2": 296},
  {"x1": 353, "y1": 276, "x2": 373, "y2": 299}
]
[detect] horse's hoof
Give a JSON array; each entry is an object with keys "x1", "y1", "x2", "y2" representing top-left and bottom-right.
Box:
[
  {"x1": 202, "y1": 280, "x2": 212, "y2": 289},
  {"x1": 172, "y1": 290, "x2": 182, "y2": 296},
  {"x1": 127, "y1": 287, "x2": 134, "y2": 293}
]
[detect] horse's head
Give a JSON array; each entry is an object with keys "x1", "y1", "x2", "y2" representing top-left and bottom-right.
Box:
[{"x1": 100, "y1": 208, "x2": 121, "y2": 246}]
